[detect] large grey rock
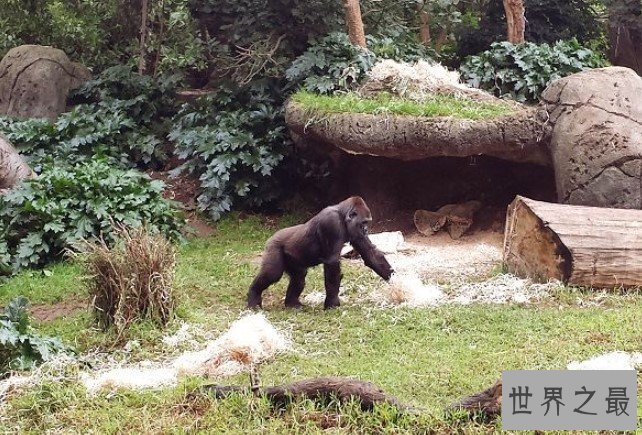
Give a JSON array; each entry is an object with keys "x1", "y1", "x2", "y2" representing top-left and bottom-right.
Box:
[
  {"x1": 0, "y1": 45, "x2": 91, "y2": 120},
  {"x1": 0, "y1": 133, "x2": 34, "y2": 194},
  {"x1": 542, "y1": 66, "x2": 642, "y2": 209}
]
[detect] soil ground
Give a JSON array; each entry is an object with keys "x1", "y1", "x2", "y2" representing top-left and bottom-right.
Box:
[{"x1": 30, "y1": 297, "x2": 87, "y2": 322}]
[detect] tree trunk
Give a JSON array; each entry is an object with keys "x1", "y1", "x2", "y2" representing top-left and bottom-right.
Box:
[
  {"x1": 342, "y1": 0, "x2": 367, "y2": 48},
  {"x1": 138, "y1": 0, "x2": 149, "y2": 75},
  {"x1": 502, "y1": 0, "x2": 525, "y2": 44},
  {"x1": 0, "y1": 134, "x2": 35, "y2": 194},
  {"x1": 607, "y1": 0, "x2": 642, "y2": 75},
  {"x1": 503, "y1": 196, "x2": 642, "y2": 288},
  {"x1": 418, "y1": 2, "x2": 431, "y2": 45},
  {"x1": 434, "y1": 26, "x2": 449, "y2": 52}
]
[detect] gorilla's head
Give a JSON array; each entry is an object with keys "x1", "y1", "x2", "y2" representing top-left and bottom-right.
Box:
[{"x1": 342, "y1": 196, "x2": 372, "y2": 241}]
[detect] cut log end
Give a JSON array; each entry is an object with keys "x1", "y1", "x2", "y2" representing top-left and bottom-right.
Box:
[{"x1": 504, "y1": 196, "x2": 642, "y2": 288}]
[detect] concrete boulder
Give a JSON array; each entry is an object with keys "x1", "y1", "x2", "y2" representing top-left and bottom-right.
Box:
[
  {"x1": 0, "y1": 45, "x2": 91, "y2": 120},
  {"x1": 542, "y1": 66, "x2": 642, "y2": 209}
]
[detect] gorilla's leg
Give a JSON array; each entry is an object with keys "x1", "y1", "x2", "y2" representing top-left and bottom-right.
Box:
[
  {"x1": 247, "y1": 249, "x2": 284, "y2": 309},
  {"x1": 323, "y1": 261, "x2": 341, "y2": 309},
  {"x1": 284, "y1": 267, "x2": 307, "y2": 308}
]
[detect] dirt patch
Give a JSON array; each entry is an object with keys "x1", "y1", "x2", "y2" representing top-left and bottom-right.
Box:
[
  {"x1": 147, "y1": 169, "x2": 201, "y2": 211},
  {"x1": 30, "y1": 298, "x2": 88, "y2": 322},
  {"x1": 147, "y1": 169, "x2": 217, "y2": 238},
  {"x1": 391, "y1": 229, "x2": 505, "y2": 282},
  {"x1": 184, "y1": 212, "x2": 216, "y2": 238}
]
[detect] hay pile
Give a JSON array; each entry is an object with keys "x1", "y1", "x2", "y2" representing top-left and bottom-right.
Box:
[
  {"x1": 376, "y1": 272, "x2": 445, "y2": 307},
  {"x1": 452, "y1": 274, "x2": 556, "y2": 305},
  {"x1": 567, "y1": 351, "x2": 642, "y2": 371},
  {"x1": 82, "y1": 366, "x2": 178, "y2": 393},
  {"x1": 359, "y1": 59, "x2": 500, "y2": 102},
  {"x1": 385, "y1": 236, "x2": 503, "y2": 282},
  {"x1": 173, "y1": 312, "x2": 292, "y2": 377},
  {"x1": 80, "y1": 313, "x2": 292, "y2": 393}
]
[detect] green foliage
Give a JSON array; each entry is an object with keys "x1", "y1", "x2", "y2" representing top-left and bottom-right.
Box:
[
  {"x1": 456, "y1": 0, "x2": 604, "y2": 60},
  {"x1": 169, "y1": 83, "x2": 290, "y2": 219},
  {"x1": 0, "y1": 296, "x2": 70, "y2": 371},
  {"x1": 0, "y1": 160, "x2": 183, "y2": 273},
  {"x1": 190, "y1": 0, "x2": 344, "y2": 82},
  {"x1": 285, "y1": 33, "x2": 377, "y2": 94},
  {"x1": 286, "y1": 32, "x2": 436, "y2": 94},
  {"x1": 0, "y1": 66, "x2": 182, "y2": 169},
  {"x1": 0, "y1": 0, "x2": 130, "y2": 69},
  {"x1": 151, "y1": 0, "x2": 217, "y2": 78},
  {"x1": 460, "y1": 39, "x2": 608, "y2": 102}
]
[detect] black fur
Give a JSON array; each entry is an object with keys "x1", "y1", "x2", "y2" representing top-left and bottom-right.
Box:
[{"x1": 247, "y1": 196, "x2": 393, "y2": 309}]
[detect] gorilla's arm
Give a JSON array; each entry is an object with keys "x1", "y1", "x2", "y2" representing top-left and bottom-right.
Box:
[{"x1": 350, "y1": 235, "x2": 394, "y2": 281}]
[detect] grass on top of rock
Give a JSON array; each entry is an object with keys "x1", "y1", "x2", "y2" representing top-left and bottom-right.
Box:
[{"x1": 291, "y1": 90, "x2": 516, "y2": 120}]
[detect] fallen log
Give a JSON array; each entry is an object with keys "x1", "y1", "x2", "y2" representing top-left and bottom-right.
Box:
[
  {"x1": 201, "y1": 376, "x2": 407, "y2": 411},
  {"x1": 503, "y1": 196, "x2": 642, "y2": 288},
  {"x1": 414, "y1": 200, "x2": 482, "y2": 239},
  {"x1": 448, "y1": 379, "x2": 502, "y2": 419}
]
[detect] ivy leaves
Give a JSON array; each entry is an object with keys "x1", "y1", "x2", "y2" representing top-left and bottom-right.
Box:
[{"x1": 286, "y1": 32, "x2": 435, "y2": 94}]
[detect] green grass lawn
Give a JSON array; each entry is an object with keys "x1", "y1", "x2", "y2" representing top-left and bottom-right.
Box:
[
  {"x1": 291, "y1": 90, "x2": 516, "y2": 120},
  {"x1": 1, "y1": 213, "x2": 641, "y2": 433}
]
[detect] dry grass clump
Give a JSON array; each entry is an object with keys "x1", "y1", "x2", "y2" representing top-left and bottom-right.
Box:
[
  {"x1": 82, "y1": 226, "x2": 176, "y2": 334},
  {"x1": 360, "y1": 59, "x2": 514, "y2": 105}
]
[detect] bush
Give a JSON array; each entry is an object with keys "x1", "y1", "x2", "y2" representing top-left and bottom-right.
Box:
[
  {"x1": 169, "y1": 83, "x2": 290, "y2": 220},
  {"x1": 285, "y1": 32, "x2": 436, "y2": 94},
  {"x1": 460, "y1": 39, "x2": 607, "y2": 102},
  {"x1": 0, "y1": 296, "x2": 70, "y2": 371},
  {"x1": 0, "y1": 159, "x2": 183, "y2": 274},
  {"x1": 455, "y1": 0, "x2": 604, "y2": 60},
  {"x1": 83, "y1": 226, "x2": 176, "y2": 334},
  {"x1": 0, "y1": 66, "x2": 183, "y2": 171}
]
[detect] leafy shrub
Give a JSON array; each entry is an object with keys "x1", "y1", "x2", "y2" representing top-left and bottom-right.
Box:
[
  {"x1": 0, "y1": 66, "x2": 183, "y2": 169},
  {"x1": 456, "y1": 0, "x2": 604, "y2": 60},
  {"x1": 286, "y1": 33, "x2": 377, "y2": 94},
  {"x1": 71, "y1": 66, "x2": 182, "y2": 119},
  {"x1": 286, "y1": 32, "x2": 436, "y2": 94},
  {"x1": 460, "y1": 39, "x2": 607, "y2": 102},
  {"x1": 0, "y1": 0, "x2": 129, "y2": 69},
  {"x1": 83, "y1": 226, "x2": 176, "y2": 334},
  {"x1": 0, "y1": 296, "x2": 70, "y2": 371},
  {"x1": 169, "y1": 83, "x2": 290, "y2": 219},
  {"x1": 0, "y1": 159, "x2": 183, "y2": 273}
]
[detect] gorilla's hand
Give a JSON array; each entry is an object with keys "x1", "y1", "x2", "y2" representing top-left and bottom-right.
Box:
[
  {"x1": 351, "y1": 235, "x2": 394, "y2": 281},
  {"x1": 371, "y1": 250, "x2": 394, "y2": 281}
]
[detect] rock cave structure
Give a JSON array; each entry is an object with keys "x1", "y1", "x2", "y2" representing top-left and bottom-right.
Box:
[{"x1": 286, "y1": 67, "x2": 642, "y2": 225}]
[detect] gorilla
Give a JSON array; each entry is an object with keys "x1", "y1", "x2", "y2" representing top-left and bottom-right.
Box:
[{"x1": 247, "y1": 196, "x2": 394, "y2": 310}]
